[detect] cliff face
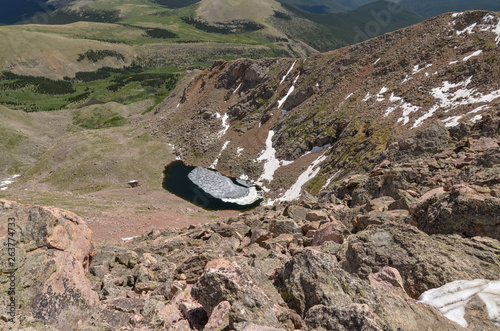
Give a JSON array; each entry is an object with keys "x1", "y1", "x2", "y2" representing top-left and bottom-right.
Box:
[{"x1": 150, "y1": 10, "x2": 500, "y2": 201}]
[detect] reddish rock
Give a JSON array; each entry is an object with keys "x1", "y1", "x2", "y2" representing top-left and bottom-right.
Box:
[
  {"x1": 204, "y1": 301, "x2": 231, "y2": 331},
  {"x1": 306, "y1": 210, "x2": 328, "y2": 222},
  {"x1": 311, "y1": 219, "x2": 346, "y2": 246},
  {"x1": 369, "y1": 266, "x2": 405, "y2": 291},
  {"x1": 0, "y1": 199, "x2": 99, "y2": 324},
  {"x1": 205, "y1": 258, "x2": 231, "y2": 272}
]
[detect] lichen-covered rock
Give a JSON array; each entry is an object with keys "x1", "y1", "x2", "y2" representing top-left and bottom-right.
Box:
[
  {"x1": 0, "y1": 200, "x2": 99, "y2": 327},
  {"x1": 411, "y1": 183, "x2": 500, "y2": 240},
  {"x1": 191, "y1": 262, "x2": 285, "y2": 328},
  {"x1": 340, "y1": 223, "x2": 500, "y2": 298}
]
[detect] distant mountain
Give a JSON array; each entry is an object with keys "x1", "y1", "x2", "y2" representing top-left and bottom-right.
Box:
[
  {"x1": 0, "y1": 0, "x2": 73, "y2": 24},
  {"x1": 283, "y1": 0, "x2": 500, "y2": 18},
  {"x1": 284, "y1": 0, "x2": 424, "y2": 45},
  {"x1": 401, "y1": 0, "x2": 500, "y2": 18},
  {"x1": 0, "y1": 0, "x2": 52, "y2": 24},
  {"x1": 276, "y1": 0, "x2": 349, "y2": 14}
]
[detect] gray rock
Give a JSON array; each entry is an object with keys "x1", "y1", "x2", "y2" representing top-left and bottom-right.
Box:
[
  {"x1": 340, "y1": 223, "x2": 500, "y2": 298},
  {"x1": 269, "y1": 218, "x2": 301, "y2": 236}
]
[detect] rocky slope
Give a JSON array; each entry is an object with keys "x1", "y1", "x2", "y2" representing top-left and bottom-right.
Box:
[{"x1": 150, "y1": 10, "x2": 500, "y2": 201}]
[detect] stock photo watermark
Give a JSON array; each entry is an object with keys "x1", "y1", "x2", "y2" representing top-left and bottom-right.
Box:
[
  {"x1": 353, "y1": 2, "x2": 404, "y2": 44},
  {"x1": 4, "y1": 217, "x2": 17, "y2": 323}
]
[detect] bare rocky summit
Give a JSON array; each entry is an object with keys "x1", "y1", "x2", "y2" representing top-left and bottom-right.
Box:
[{"x1": 1, "y1": 10, "x2": 500, "y2": 331}]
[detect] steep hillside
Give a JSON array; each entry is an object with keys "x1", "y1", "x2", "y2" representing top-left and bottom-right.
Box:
[
  {"x1": 285, "y1": 0, "x2": 424, "y2": 45},
  {"x1": 151, "y1": 10, "x2": 500, "y2": 203},
  {"x1": 276, "y1": 0, "x2": 349, "y2": 14}
]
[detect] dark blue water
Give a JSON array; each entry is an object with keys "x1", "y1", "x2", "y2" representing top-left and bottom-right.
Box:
[{"x1": 162, "y1": 161, "x2": 263, "y2": 211}]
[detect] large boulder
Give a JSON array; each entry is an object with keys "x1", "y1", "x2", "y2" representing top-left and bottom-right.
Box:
[
  {"x1": 191, "y1": 262, "x2": 288, "y2": 329},
  {"x1": 411, "y1": 184, "x2": 500, "y2": 240},
  {"x1": 0, "y1": 200, "x2": 99, "y2": 329},
  {"x1": 276, "y1": 249, "x2": 465, "y2": 330},
  {"x1": 340, "y1": 223, "x2": 500, "y2": 298}
]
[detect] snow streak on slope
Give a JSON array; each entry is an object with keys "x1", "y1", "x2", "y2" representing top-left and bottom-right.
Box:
[
  {"x1": 256, "y1": 131, "x2": 293, "y2": 190},
  {"x1": 278, "y1": 153, "x2": 328, "y2": 202},
  {"x1": 419, "y1": 279, "x2": 500, "y2": 327},
  {"x1": 210, "y1": 140, "x2": 230, "y2": 168},
  {"x1": 279, "y1": 74, "x2": 300, "y2": 111},
  {"x1": 280, "y1": 61, "x2": 297, "y2": 85},
  {"x1": 0, "y1": 174, "x2": 21, "y2": 191},
  {"x1": 413, "y1": 76, "x2": 500, "y2": 128},
  {"x1": 215, "y1": 113, "x2": 230, "y2": 137}
]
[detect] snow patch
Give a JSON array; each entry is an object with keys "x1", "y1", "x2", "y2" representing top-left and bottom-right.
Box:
[
  {"x1": 237, "y1": 147, "x2": 244, "y2": 157},
  {"x1": 210, "y1": 140, "x2": 230, "y2": 168},
  {"x1": 456, "y1": 23, "x2": 477, "y2": 35},
  {"x1": 321, "y1": 170, "x2": 340, "y2": 191},
  {"x1": 442, "y1": 115, "x2": 463, "y2": 127},
  {"x1": 413, "y1": 76, "x2": 500, "y2": 128},
  {"x1": 362, "y1": 92, "x2": 371, "y2": 102},
  {"x1": 0, "y1": 174, "x2": 21, "y2": 191},
  {"x1": 412, "y1": 63, "x2": 432, "y2": 75},
  {"x1": 280, "y1": 61, "x2": 297, "y2": 85},
  {"x1": 278, "y1": 75, "x2": 300, "y2": 109},
  {"x1": 217, "y1": 113, "x2": 230, "y2": 137},
  {"x1": 471, "y1": 115, "x2": 483, "y2": 123},
  {"x1": 452, "y1": 12, "x2": 463, "y2": 18},
  {"x1": 463, "y1": 50, "x2": 482, "y2": 61},
  {"x1": 256, "y1": 131, "x2": 293, "y2": 186},
  {"x1": 233, "y1": 83, "x2": 242, "y2": 94},
  {"x1": 376, "y1": 87, "x2": 388, "y2": 102},
  {"x1": 419, "y1": 279, "x2": 500, "y2": 327},
  {"x1": 374, "y1": 58, "x2": 381, "y2": 65},
  {"x1": 303, "y1": 144, "x2": 332, "y2": 156},
  {"x1": 397, "y1": 102, "x2": 421, "y2": 126},
  {"x1": 122, "y1": 236, "x2": 139, "y2": 241},
  {"x1": 278, "y1": 154, "x2": 328, "y2": 202},
  {"x1": 389, "y1": 93, "x2": 402, "y2": 103}
]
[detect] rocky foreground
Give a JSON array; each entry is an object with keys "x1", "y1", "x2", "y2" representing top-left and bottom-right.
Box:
[{"x1": 1, "y1": 111, "x2": 500, "y2": 330}]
